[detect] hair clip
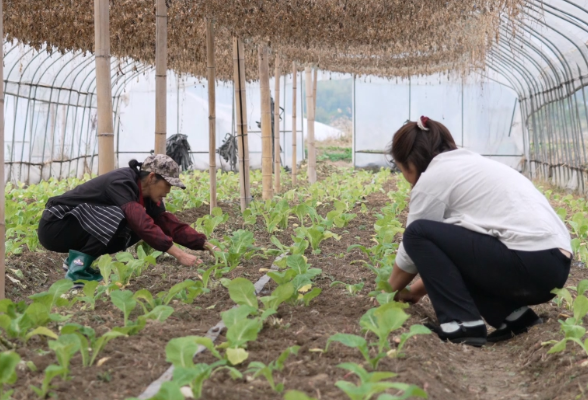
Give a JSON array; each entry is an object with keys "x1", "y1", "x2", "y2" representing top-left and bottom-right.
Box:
[{"x1": 417, "y1": 116, "x2": 430, "y2": 131}]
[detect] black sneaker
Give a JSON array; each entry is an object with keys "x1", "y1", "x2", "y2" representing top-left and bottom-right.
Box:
[
  {"x1": 487, "y1": 308, "x2": 542, "y2": 343},
  {"x1": 425, "y1": 322, "x2": 487, "y2": 347}
]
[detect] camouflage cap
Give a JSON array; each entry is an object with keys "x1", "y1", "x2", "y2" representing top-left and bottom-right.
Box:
[{"x1": 141, "y1": 154, "x2": 186, "y2": 189}]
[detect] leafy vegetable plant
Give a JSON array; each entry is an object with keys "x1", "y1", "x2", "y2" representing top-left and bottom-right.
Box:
[
  {"x1": 245, "y1": 346, "x2": 300, "y2": 393},
  {"x1": 335, "y1": 362, "x2": 427, "y2": 400},
  {"x1": 295, "y1": 226, "x2": 340, "y2": 254},
  {"x1": 0, "y1": 351, "x2": 20, "y2": 400},
  {"x1": 196, "y1": 207, "x2": 229, "y2": 237}
]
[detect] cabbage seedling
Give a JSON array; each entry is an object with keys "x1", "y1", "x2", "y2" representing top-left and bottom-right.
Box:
[
  {"x1": 245, "y1": 346, "x2": 299, "y2": 392},
  {"x1": 0, "y1": 351, "x2": 20, "y2": 400}
]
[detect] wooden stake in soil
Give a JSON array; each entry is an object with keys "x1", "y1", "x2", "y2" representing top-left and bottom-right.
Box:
[
  {"x1": 305, "y1": 66, "x2": 317, "y2": 184},
  {"x1": 206, "y1": 19, "x2": 217, "y2": 212},
  {"x1": 232, "y1": 38, "x2": 251, "y2": 211},
  {"x1": 291, "y1": 62, "x2": 297, "y2": 186},
  {"x1": 259, "y1": 45, "x2": 273, "y2": 199},
  {"x1": 273, "y1": 54, "x2": 281, "y2": 193},
  {"x1": 0, "y1": 0, "x2": 5, "y2": 300},
  {"x1": 154, "y1": 0, "x2": 167, "y2": 155},
  {"x1": 94, "y1": 0, "x2": 115, "y2": 175}
]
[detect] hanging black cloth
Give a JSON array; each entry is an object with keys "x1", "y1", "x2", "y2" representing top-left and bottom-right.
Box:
[{"x1": 166, "y1": 134, "x2": 193, "y2": 171}]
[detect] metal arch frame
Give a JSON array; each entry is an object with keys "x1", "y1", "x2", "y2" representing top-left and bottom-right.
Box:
[
  {"x1": 2, "y1": 42, "x2": 148, "y2": 183},
  {"x1": 493, "y1": 23, "x2": 573, "y2": 178},
  {"x1": 524, "y1": 2, "x2": 588, "y2": 176},
  {"x1": 487, "y1": 2, "x2": 588, "y2": 192}
]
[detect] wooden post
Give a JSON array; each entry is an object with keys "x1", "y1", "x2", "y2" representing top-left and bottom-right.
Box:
[
  {"x1": 0, "y1": 0, "x2": 5, "y2": 299},
  {"x1": 291, "y1": 62, "x2": 297, "y2": 186},
  {"x1": 154, "y1": 0, "x2": 167, "y2": 155},
  {"x1": 305, "y1": 66, "x2": 316, "y2": 183},
  {"x1": 259, "y1": 45, "x2": 273, "y2": 199},
  {"x1": 206, "y1": 20, "x2": 217, "y2": 212},
  {"x1": 273, "y1": 54, "x2": 281, "y2": 193},
  {"x1": 233, "y1": 38, "x2": 251, "y2": 211},
  {"x1": 94, "y1": 0, "x2": 115, "y2": 174}
]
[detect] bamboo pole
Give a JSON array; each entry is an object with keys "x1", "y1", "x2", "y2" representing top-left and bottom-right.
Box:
[
  {"x1": 0, "y1": 0, "x2": 5, "y2": 299},
  {"x1": 154, "y1": 0, "x2": 167, "y2": 155},
  {"x1": 313, "y1": 67, "x2": 318, "y2": 115},
  {"x1": 206, "y1": 20, "x2": 217, "y2": 212},
  {"x1": 305, "y1": 66, "x2": 316, "y2": 183},
  {"x1": 233, "y1": 38, "x2": 251, "y2": 211},
  {"x1": 259, "y1": 45, "x2": 273, "y2": 199},
  {"x1": 273, "y1": 54, "x2": 281, "y2": 193},
  {"x1": 95, "y1": 0, "x2": 115, "y2": 174},
  {"x1": 291, "y1": 62, "x2": 297, "y2": 186}
]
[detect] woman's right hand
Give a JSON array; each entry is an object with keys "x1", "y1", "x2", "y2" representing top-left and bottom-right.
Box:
[
  {"x1": 395, "y1": 288, "x2": 420, "y2": 304},
  {"x1": 167, "y1": 245, "x2": 203, "y2": 267},
  {"x1": 177, "y1": 252, "x2": 202, "y2": 267}
]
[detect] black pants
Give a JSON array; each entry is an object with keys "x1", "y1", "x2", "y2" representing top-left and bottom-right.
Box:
[
  {"x1": 38, "y1": 210, "x2": 140, "y2": 258},
  {"x1": 403, "y1": 220, "x2": 571, "y2": 328}
]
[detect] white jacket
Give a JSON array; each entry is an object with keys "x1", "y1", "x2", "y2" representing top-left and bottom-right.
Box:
[{"x1": 396, "y1": 149, "x2": 572, "y2": 274}]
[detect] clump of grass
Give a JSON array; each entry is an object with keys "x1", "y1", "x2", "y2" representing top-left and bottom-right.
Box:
[{"x1": 318, "y1": 147, "x2": 352, "y2": 162}]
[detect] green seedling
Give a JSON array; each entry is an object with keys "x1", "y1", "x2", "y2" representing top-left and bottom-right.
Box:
[
  {"x1": 227, "y1": 277, "x2": 293, "y2": 321},
  {"x1": 165, "y1": 336, "x2": 242, "y2": 398},
  {"x1": 29, "y1": 279, "x2": 74, "y2": 311},
  {"x1": 331, "y1": 281, "x2": 364, "y2": 296},
  {"x1": 110, "y1": 290, "x2": 136, "y2": 327},
  {"x1": 388, "y1": 324, "x2": 431, "y2": 358},
  {"x1": 245, "y1": 346, "x2": 300, "y2": 393},
  {"x1": 0, "y1": 298, "x2": 60, "y2": 343},
  {"x1": 551, "y1": 287, "x2": 574, "y2": 310},
  {"x1": 242, "y1": 208, "x2": 258, "y2": 226},
  {"x1": 0, "y1": 351, "x2": 20, "y2": 400},
  {"x1": 300, "y1": 287, "x2": 322, "y2": 306},
  {"x1": 360, "y1": 303, "x2": 409, "y2": 354},
  {"x1": 71, "y1": 280, "x2": 108, "y2": 310},
  {"x1": 544, "y1": 291, "x2": 588, "y2": 356},
  {"x1": 326, "y1": 333, "x2": 378, "y2": 368},
  {"x1": 335, "y1": 362, "x2": 427, "y2": 400},
  {"x1": 295, "y1": 225, "x2": 340, "y2": 254},
  {"x1": 213, "y1": 229, "x2": 257, "y2": 272},
  {"x1": 569, "y1": 212, "x2": 588, "y2": 239},
  {"x1": 61, "y1": 323, "x2": 128, "y2": 366},
  {"x1": 30, "y1": 365, "x2": 66, "y2": 399},
  {"x1": 48, "y1": 334, "x2": 80, "y2": 378},
  {"x1": 323, "y1": 200, "x2": 357, "y2": 228},
  {"x1": 284, "y1": 391, "x2": 318, "y2": 400},
  {"x1": 294, "y1": 203, "x2": 320, "y2": 227},
  {"x1": 266, "y1": 236, "x2": 309, "y2": 257},
  {"x1": 196, "y1": 207, "x2": 229, "y2": 237},
  {"x1": 261, "y1": 199, "x2": 291, "y2": 233}
]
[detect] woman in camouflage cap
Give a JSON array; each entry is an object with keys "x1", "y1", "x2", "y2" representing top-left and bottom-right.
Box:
[{"x1": 38, "y1": 154, "x2": 219, "y2": 285}]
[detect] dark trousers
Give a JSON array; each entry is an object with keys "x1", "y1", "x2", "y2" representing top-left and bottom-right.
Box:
[
  {"x1": 403, "y1": 220, "x2": 571, "y2": 328},
  {"x1": 38, "y1": 210, "x2": 140, "y2": 258}
]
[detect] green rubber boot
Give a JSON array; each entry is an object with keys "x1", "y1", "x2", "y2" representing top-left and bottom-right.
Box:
[{"x1": 64, "y1": 250, "x2": 102, "y2": 284}]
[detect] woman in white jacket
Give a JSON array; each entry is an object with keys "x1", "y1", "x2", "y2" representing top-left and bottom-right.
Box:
[{"x1": 388, "y1": 116, "x2": 572, "y2": 347}]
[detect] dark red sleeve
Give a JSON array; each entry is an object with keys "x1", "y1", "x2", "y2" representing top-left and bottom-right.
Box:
[
  {"x1": 121, "y1": 202, "x2": 173, "y2": 252},
  {"x1": 153, "y1": 212, "x2": 207, "y2": 251}
]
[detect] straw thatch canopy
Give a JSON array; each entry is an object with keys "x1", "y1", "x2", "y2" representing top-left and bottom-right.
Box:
[{"x1": 5, "y1": 0, "x2": 524, "y2": 80}]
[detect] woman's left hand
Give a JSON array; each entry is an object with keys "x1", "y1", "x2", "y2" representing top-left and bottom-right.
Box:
[{"x1": 204, "y1": 241, "x2": 221, "y2": 257}]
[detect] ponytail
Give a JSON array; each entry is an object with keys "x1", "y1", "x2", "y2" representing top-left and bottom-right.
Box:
[
  {"x1": 129, "y1": 158, "x2": 163, "y2": 182},
  {"x1": 129, "y1": 159, "x2": 143, "y2": 177}
]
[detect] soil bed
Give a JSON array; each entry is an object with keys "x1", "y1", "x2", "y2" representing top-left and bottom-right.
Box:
[{"x1": 5, "y1": 173, "x2": 588, "y2": 400}]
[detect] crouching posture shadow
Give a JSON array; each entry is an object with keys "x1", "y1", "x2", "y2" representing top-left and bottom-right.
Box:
[
  {"x1": 388, "y1": 116, "x2": 572, "y2": 347},
  {"x1": 38, "y1": 155, "x2": 219, "y2": 286}
]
